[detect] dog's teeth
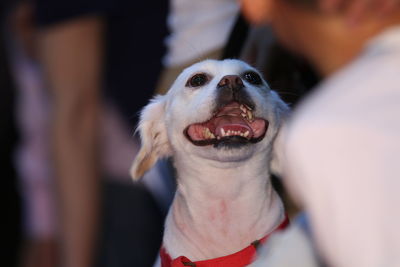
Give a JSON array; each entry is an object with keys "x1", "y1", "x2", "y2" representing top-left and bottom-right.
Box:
[
  {"x1": 204, "y1": 128, "x2": 209, "y2": 139},
  {"x1": 244, "y1": 131, "x2": 250, "y2": 137},
  {"x1": 208, "y1": 130, "x2": 215, "y2": 139},
  {"x1": 221, "y1": 128, "x2": 226, "y2": 137},
  {"x1": 217, "y1": 136, "x2": 221, "y2": 140},
  {"x1": 241, "y1": 113, "x2": 247, "y2": 118},
  {"x1": 240, "y1": 105, "x2": 246, "y2": 113},
  {"x1": 240, "y1": 132, "x2": 244, "y2": 137},
  {"x1": 248, "y1": 111, "x2": 253, "y2": 121},
  {"x1": 245, "y1": 105, "x2": 253, "y2": 111},
  {"x1": 204, "y1": 128, "x2": 214, "y2": 139}
]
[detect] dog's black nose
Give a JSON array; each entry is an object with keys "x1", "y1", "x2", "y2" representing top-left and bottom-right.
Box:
[{"x1": 218, "y1": 75, "x2": 243, "y2": 91}]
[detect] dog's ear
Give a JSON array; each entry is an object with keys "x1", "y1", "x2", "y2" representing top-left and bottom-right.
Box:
[
  {"x1": 270, "y1": 95, "x2": 290, "y2": 176},
  {"x1": 130, "y1": 95, "x2": 172, "y2": 180}
]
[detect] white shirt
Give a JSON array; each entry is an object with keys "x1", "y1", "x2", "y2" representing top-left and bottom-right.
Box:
[
  {"x1": 163, "y1": 0, "x2": 239, "y2": 66},
  {"x1": 283, "y1": 26, "x2": 400, "y2": 267}
]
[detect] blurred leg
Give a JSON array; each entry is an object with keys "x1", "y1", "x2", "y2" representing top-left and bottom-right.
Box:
[{"x1": 37, "y1": 16, "x2": 103, "y2": 267}]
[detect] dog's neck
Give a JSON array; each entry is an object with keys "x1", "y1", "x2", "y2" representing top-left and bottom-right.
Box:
[{"x1": 163, "y1": 151, "x2": 285, "y2": 261}]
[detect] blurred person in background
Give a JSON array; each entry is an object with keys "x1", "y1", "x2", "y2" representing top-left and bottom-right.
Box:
[
  {"x1": 7, "y1": 0, "x2": 171, "y2": 266},
  {"x1": 241, "y1": 0, "x2": 400, "y2": 266},
  {"x1": 8, "y1": 2, "x2": 58, "y2": 266}
]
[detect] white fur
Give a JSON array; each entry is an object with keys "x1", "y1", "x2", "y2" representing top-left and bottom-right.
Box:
[{"x1": 131, "y1": 59, "x2": 289, "y2": 262}]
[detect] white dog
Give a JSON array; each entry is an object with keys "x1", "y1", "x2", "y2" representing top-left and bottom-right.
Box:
[{"x1": 131, "y1": 59, "x2": 289, "y2": 267}]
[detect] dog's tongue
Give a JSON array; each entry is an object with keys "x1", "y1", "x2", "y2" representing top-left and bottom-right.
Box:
[
  {"x1": 213, "y1": 115, "x2": 252, "y2": 136},
  {"x1": 212, "y1": 103, "x2": 253, "y2": 136}
]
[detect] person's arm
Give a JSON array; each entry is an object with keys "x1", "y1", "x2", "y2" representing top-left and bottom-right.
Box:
[
  {"x1": 321, "y1": 0, "x2": 400, "y2": 24},
  {"x1": 38, "y1": 17, "x2": 103, "y2": 267},
  {"x1": 241, "y1": 0, "x2": 399, "y2": 25},
  {"x1": 321, "y1": 0, "x2": 399, "y2": 13}
]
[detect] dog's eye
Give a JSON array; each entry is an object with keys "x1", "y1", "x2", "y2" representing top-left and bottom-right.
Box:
[
  {"x1": 187, "y1": 73, "x2": 209, "y2": 88},
  {"x1": 243, "y1": 71, "x2": 262, "y2": 85}
]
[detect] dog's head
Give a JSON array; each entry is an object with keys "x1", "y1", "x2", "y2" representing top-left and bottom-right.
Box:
[{"x1": 131, "y1": 59, "x2": 289, "y2": 179}]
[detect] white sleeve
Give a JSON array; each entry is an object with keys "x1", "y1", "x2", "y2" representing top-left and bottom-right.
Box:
[{"x1": 283, "y1": 121, "x2": 400, "y2": 267}]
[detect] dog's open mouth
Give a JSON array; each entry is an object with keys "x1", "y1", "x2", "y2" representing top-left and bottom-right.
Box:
[{"x1": 184, "y1": 102, "x2": 269, "y2": 147}]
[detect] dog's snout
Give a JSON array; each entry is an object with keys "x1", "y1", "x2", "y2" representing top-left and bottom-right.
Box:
[
  {"x1": 218, "y1": 75, "x2": 243, "y2": 90},
  {"x1": 216, "y1": 74, "x2": 254, "y2": 109}
]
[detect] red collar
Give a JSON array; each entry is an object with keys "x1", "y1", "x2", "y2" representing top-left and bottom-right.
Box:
[{"x1": 160, "y1": 216, "x2": 289, "y2": 267}]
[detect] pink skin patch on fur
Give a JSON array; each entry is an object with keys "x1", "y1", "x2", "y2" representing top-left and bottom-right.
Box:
[
  {"x1": 219, "y1": 200, "x2": 228, "y2": 235},
  {"x1": 219, "y1": 200, "x2": 227, "y2": 216}
]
